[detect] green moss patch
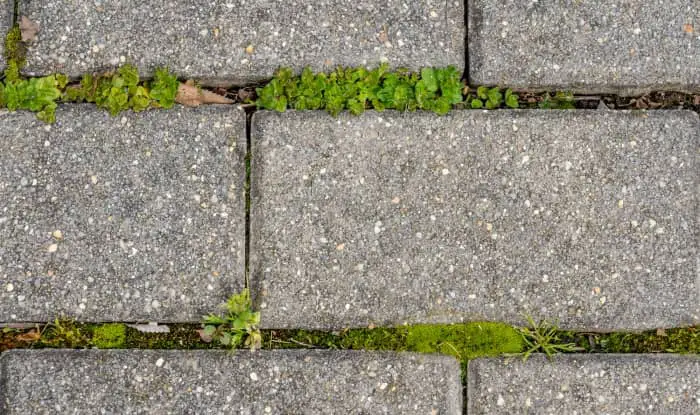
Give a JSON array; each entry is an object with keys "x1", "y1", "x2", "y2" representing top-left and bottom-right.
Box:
[
  {"x1": 91, "y1": 323, "x2": 127, "y2": 349},
  {"x1": 406, "y1": 322, "x2": 524, "y2": 360},
  {"x1": 3, "y1": 25, "x2": 25, "y2": 82}
]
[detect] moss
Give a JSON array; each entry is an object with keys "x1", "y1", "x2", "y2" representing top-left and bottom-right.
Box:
[
  {"x1": 91, "y1": 323, "x2": 127, "y2": 349},
  {"x1": 406, "y1": 322, "x2": 524, "y2": 360},
  {"x1": 4, "y1": 25, "x2": 25, "y2": 82},
  {"x1": 596, "y1": 327, "x2": 699, "y2": 354}
]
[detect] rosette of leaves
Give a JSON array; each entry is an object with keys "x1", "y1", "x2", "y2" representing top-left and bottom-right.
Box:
[{"x1": 202, "y1": 289, "x2": 262, "y2": 351}]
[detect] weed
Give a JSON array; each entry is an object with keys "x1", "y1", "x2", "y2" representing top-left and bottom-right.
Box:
[
  {"x1": 538, "y1": 91, "x2": 575, "y2": 109},
  {"x1": 468, "y1": 86, "x2": 519, "y2": 109},
  {"x1": 517, "y1": 315, "x2": 584, "y2": 359},
  {"x1": 0, "y1": 74, "x2": 63, "y2": 122},
  {"x1": 91, "y1": 323, "x2": 127, "y2": 349},
  {"x1": 0, "y1": 64, "x2": 180, "y2": 122},
  {"x1": 256, "y1": 65, "x2": 464, "y2": 115},
  {"x1": 202, "y1": 288, "x2": 262, "y2": 351},
  {"x1": 42, "y1": 319, "x2": 89, "y2": 348}
]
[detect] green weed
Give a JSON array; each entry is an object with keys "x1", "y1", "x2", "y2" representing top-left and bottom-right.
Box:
[
  {"x1": 468, "y1": 86, "x2": 519, "y2": 109},
  {"x1": 0, "y1": 64, "x2": 179, "y2": 122},
  {"x1": 256, "y1": 65, "x2": 465, "y2": 115},
  {"x1": 202, "y1": 289, "x2": 262, "y2": 351},
  {"x1": 538, "y1": 91, "x2": 575, "y2": 109},
  {"x1": 518, "y1": 315, "x2": 584, "y2": 359}
]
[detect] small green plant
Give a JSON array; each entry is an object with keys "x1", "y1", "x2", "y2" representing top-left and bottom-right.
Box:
[
  {"x1": 43, "y1": 319, "x2": 88, "y2": 348},
  {"x1": 468, "y1": 86, "x2": 519, "y2": 109},
  {"x1": 0, "y1": 74, "x2": 64, "y2": 123},
  {"x1": 518, "y1": 315, "x2": 584, "y2": 360},
  {"x1": 202, "y1": 288, "x2": 262, "y2": 351},
  {"x1": 256, "y1": 64, "x2": 464, "y2": 116},
  {"x1": 148, "y1": 67, "x2": 180, "y2": 109},
  {"x1": 91, "y1": 323, "x2": 127, "y2": 349},
  {"x1": 539, "y1": 91, "x2": 575, "y2": 109},
  {"x1": 1, "y1": 64, "x2": 180, "y2": 122}
]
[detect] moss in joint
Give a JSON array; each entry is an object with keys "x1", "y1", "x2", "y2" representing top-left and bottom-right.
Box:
[
  {"x1": 91, "y1": 323, "x2": 127, "y2": 349},
  {"x1": 3, "y1": 25, "x2": 25, "y2": 82}
]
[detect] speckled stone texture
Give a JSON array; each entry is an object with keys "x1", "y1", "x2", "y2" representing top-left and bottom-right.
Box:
[
  {"x1": 0, "y1": 349, "x2": 462, "y2": 414},
  {"x1": 0, "y1": 0, "x2": 11, "y2": 72},
  {"x1": 468, "y1": 0, "x2": 700, "y2": 95},
  {"x1": 19, "y1": 0, "x2": 464, "y2": 85},
  {"x1": 0, "y1": 105, "x2": 246, "y2": 322},
  {"x1": 468, "y1": 354, "x2": 700, "y2": 414},
  {"x1": 251, "y1": 110, "x2": 698, "y2": 330}
]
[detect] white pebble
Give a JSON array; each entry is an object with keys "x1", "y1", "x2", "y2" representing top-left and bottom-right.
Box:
[{"x1": 156, "y1": 358, "x2": 164, "y2": 367}]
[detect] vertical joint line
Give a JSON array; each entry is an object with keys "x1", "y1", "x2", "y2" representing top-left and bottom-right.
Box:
[
  {"x1": 463, "y1": 0, "x2": 470, "y2": 85},
  {"x1": 244, "y1": 110, "x2": 253, "y2": 290}
]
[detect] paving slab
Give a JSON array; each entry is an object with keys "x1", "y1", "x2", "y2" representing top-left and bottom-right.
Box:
[
  {"x1": 251, "y1": 110, "x2": 699, "y2": 330},
  {"x1": 468, "y1": 354, "x2": 700, "y2": 414},
  {"x1": 468, "y1": 0, "x2": 700, "y2": 94},
  {"x1": 18, "y1": 0, "x2": 465, "y2": 85},
  {"x1": 0, "y1": 0, "x2": 11, "y2": 72},
  {"x1": 0, "y1": 349, "x2": 462, "y2": 414},
  {"x1": 0, "y1": 105, "x2": 246, "y2": 322}
]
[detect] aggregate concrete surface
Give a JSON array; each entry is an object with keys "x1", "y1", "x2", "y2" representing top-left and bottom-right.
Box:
[
  {"x1": 19, "y1": 0, "x2": 465, "y2": 85},
  {"x1": 468, "y1": 354, "x2": 700, "y2": 414},
  {"x1": 468, "y1": 0, "x2": 700, "y2": 94},
  {"x1": 251, "y1": 110, "x2": 698, "y2": 330},
  {"x1": 0, "y1": 349, "x2": 462, "y2": 414},
  {"x1": 0, "y1": 105, "x2": 246, "y2": 322}
]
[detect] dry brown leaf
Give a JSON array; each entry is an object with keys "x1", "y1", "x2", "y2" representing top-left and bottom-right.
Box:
[
  {"x1": 656, "y1": 328, "x2": 667, "y2": 337},
  {"x1": 694, "y1": 95, "x2": 700, "y2": 105},
  {"x1": 19, "y1": 16, "x2": 40, "y2": 42},
  {"x1": 175, "y1": 83, "x2": 234, "y2": 107},
  {"x1": 683, "y1": 24, "x2": 694, "y2": 34},
  {"x1": 15, "y1": 329, "x2": 41, "y2": 342},
  {"x1": 196, "y1": 329, "x2": 213, "y2": 343}
]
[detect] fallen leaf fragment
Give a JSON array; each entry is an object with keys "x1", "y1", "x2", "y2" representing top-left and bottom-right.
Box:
[
  {"x1": 196, "y1": 329, "x2": 213, "y2": 343},
  {"x1": 693, "y1": 95, "x2": 700, "y2": 105},
  {"x1": 19, "y1": 16, "x2": 40, "y2": 42},
  {"x1": 683, "y1": 24, "x2": 694, "y2": 34},
  {"x1": 175, "y1": 82, "x2": 234, "y2": 107},
  {"x1": 15, "y1": 329, "x2": 41, "y2": 342}
]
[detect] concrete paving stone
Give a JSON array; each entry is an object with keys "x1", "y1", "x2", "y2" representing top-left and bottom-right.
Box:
[
  {"x1": 0, "y1": 105, "x2": 246, "y2": 322},
  {"x1": 19, "y1": 0, "x2": 465, "y2": 85},
  {"x1": 0, "y1": 349, "x2": 462, "y2": 414},
  {"x1": 468, "y1": 354, "x2": 700, "y2": 414},
  {"x1": 468, "y1": 0, "x2": 700, "y2": 95},
  {"x1": 0, "y1": 0, "x2": 12, "y2": 72},
  {"x1": 250, "y1": 110, "x2": 698, "y2": 330}
]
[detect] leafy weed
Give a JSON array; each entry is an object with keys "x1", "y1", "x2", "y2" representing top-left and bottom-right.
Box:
[{"x1": 202, "y1": 289, "x2": 262, "y2": 351}]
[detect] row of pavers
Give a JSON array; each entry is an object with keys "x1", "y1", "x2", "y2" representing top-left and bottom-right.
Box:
[
  {"x1": 1, "y1": 106, "x2": 697, "y2": 413},
  {"x1": 1, "y1": 350, "x2": 698, "y2": 413},
  {"x1": 1, "y1": 107, "x2": 697, "y2": 329},
  {"x1": 1, "y1": 1, "x2": 698, "y2": 93}
]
